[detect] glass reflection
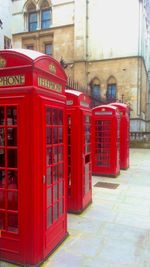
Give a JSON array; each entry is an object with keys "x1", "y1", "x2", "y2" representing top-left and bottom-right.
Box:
[
  {"x1": 46, "y1": 128, "x2": 52, "y2": 145},
  {"x1": 8, "y1": 213, "x2": 18, "y2": 232},
  {"x1": 0, "y1": 212, "x2": 5, "y2": 230},
  {"x1": 46, "y1": 108, "x2": 51, "y2": 125},
  {"x1": 0, "y1": 149, "x2": 5, "y2": 167},
  {"x1": 0, "y1": 170, "x2": 5, "y2": 188},
  {"x1": 53, "y1": 184, "x2": 58, "y2": 202},
  {"x1": 7, "y1": 149, "x2": 17, "y2": 168},
  {"x1": 8, "y1": 171, "x2": 18, "y2": 189},
  {"x1": 52, "y1": 109, "x2": 58, "y2": 125},
  {"x1": 47, "y1": 167, "x2": 52, "y2": 185},
  {"x1": 46, "y1": 148, "x2": 52, "y2": 166},
  {"x1": 7, "y1": 107, "x2": 17, "y2": 125},
  {"x1": 7, "y1": 128, "x2": 17, "y2": 146},
  {"x1": 47, "y1": 207, "x2": 52, "y2": 226},
  {"x1": 8, "y1": 191, "x2": 18, "y2": 210},
  {"x1": 47, "y1": 187, "x2": 52, "y2": 207},
  {"x1": 0, "y1": 191, "x2": 5, "y2": 209},
  {"x1": 53, "y1": 203, "x2": 58, "y2": 221},
  {"x1": 0, "y1": 128, "x2": 5, "y2": 146},
  {"x1": 0, "y1": 108, "x2": 4, "y2": 125}
]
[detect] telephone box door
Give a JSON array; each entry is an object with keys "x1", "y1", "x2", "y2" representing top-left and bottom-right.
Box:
[{"x1": 42, "y1": 101, "x2": 67, "y2": 257}]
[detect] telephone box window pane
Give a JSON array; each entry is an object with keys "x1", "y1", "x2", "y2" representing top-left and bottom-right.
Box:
[
  {"x1": 58, "y1": 110, "x2": 63, "y2": 125},
  {"x1": 52, "y1": 110, "x2": 58, "y2": 125},
  {"x1": 8, "y1": 213, "x2": 18, "y2": 233},
  {"x1": 53, "y1": 166, "x2": 58, "y2": 182},
  {"x1": 7, "y1": 128, "x2": 17, "y2": 146},
  {"x1": 0, "y1": 149, "x2": 5, "y2": 166},
  {"x1": 7, "y1": 149, "x2": 17, "y2": 168},
  {"x1": 47, "y1": 207, "x2": 52, "y2": 226},
  {"x1": 53, "y1": 184, "x2": 58, "y2": 202},
  {"x1": 0, "y1": 128, "x2": 5, "y2": 146},
  {"x1": 0, "y1": 170, "x2": 5, "y2": 188},
  {"x1": 0, "y1": 191, "x2": 5, "y2": 209},
  {"x1": 46, "y1": 108, "x2": 51, "y2": 125},
  {"x1": 53, "y1": 203, "x2": 58, "y2": 221},
  {"x1": 58, "y1": 127, "x2": 63, "y2": 143},
  {"x1": 59, "y1": 164, "x2": 63, "y2": 179},
  {"x1": 0, "y1": 108, "x2": 4, "y2": 125},
  {"x1": 53, "y1": 128, "x2": 58, "y2": 144},
  {"x1": 47, "y1": 167, "x2": 52, "y2": 185},
  {"x1": 47, "y1": 187, "x2": 52, "y2": 206},
  {"x1": 59, "y1": 200, "x2": 64, "y2": 216},
  {"x1": 0, "y1": 213, "x2": 5, "y2": 230},
  {"x1": 53, "y1": 147, "x2": 58, "y2": 163},
  {"x1": 8, "y1": 170, "x2": 18, "y2": 189},
  {"x1": 58, "y1": 146, "x2": 63, "y2": 161},
  {"x1": 8, "y1": 192, "x2": 18, "y2": 211},
  {"x1": 46, "y1": 148, "x2": 52, "y2": 166},
  {"x1": 59, "y1": 180, "x2": 64, "y2": 198},
  {"x1": 46, "y1": 128, "x2": 52, "y2": 144},
  {"x1": 7, "y1": 107, "x2": 17, "y2": 125}
]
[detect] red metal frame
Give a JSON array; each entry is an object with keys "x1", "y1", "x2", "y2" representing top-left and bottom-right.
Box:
[
  {"x1": 0, "y1": 49, "x2": 68, "y2": 266},
  {"x1": 92, "y1": 105, "x2": 120, "y2": 177},
  {"x1": 110, "y1": 103, "x2": 130, "y2": 169},
  {"x1": 65, "y1": 90, "x2": 92, "y2": 213}
]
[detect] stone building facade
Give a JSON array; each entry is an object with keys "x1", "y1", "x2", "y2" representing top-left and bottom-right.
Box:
[{"x1": 6, "y1": 0, "x2": 150, "y2": 131}]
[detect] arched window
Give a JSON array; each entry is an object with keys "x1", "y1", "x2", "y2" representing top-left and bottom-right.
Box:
[
  {"x1": 40, "y1": 0, "x2": 52, "y2": 29},
  {"x1": 106, "y1": 76, "x2": 117, "y2": 101},
  {"x1": 23, "y1": 0, "x2": 52, "y2": 32},
  {"x1": 91, "y1": 78, "x2": 101, "y2": 100}
]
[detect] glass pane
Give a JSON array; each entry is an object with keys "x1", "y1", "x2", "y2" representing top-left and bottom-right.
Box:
[
  {"x1": 0, "y1": 212, "x2": 5, "y2": 230},
  {"x1": 58, "y1": 127, "x2": 63, "y2": 143},
  {"x1": 7, "y1": 128, "x2": 17, "y2": 146},
  {"x1": 52, "y1": 110, "x2": 57, "y2": 125},
  {"x1": 47, "y1": 167, "x2": 52, "y2": 185},
  {"x1": 45, "y1": 44, "x2": 52, "y2": 55},
  {"x1": 8, "y1": 213, "x2": 18, "y2": 233},
  {"x1": 0, "y1": 149, "x2": 5, "y2": 167},
  {"x1": 46, "y1": 128, "x2": 52, "y2": 145},
  {"x1": 0, "y1": 128, "x2": 5, "y2": 146},
  {"x1": 7, "y1": 107, "x2": 17, "y2": 125},
  {"x1": 58, "y1": 110, "x2": 63, "y2": 125},
  {"x1": 53, "y1": 202, "x2": 58, "y2": 221},
  {"x1": 0, "y1": 191, "x2": 5, "y2": 209},
  {"x1": 0, "y1": 170, "x2": 5, "y2": 188},
  {"x1": 58, "y1": 146, "x2": 63, "y2": 161},
  {"x1": 59, "y1": 180, "x2": 64, "y2": 198},
  {"x1": 53, "y1": 184, "x2": 58, "y2": 202},
  {"x1": 0, "y1": 108, "x2": 4, "y2": 125},
  {"x1": 42, "y1": 10, "x2": 50, "y2": 20},
  {"x1": 47, "y1": 187, "x2": 52, "y2": 207},
  {"x1": 47, "y1": 207, "x2": 52, "y2": 226},
  {"x1": 7, "y1": 149, "x2": 17, "y2": 168},
  {"x1": 59, "y1": 200, "x2": 64, "y2": 216},
  {"x1": 46, "y1": 108, "x2": 51, "y2": 125},
  {"x1": 8, "y1": 170, "x2": 18, "y2": 189},
  {"x1": 59, "y1": 164, "x2": 63, "y2": 179},
  {"x1": 29, "y1": 13, "x2": 37, "y2": 23},
  {"x1": 53, "y1": 146, "x2": 58, "y2": 163},
  {"x1": 46, "y1": 148, "x2": 52, "y2": 166},
  {"x1": 8, "y1": 191, "x2": 18, "y2": 211},
  {"x1": 53, "y1": 165, "x2": 58, "y2": 182},
  {"x1": 53, "y1": 128, "x2": 58, "y2": 144}
]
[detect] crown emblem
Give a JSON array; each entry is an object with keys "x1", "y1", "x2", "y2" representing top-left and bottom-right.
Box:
[
  {"x1": 49, "y1": 63, "x2": 56, "y2": 74},
  {"x1": 0, "y1": 57, "x2": 6, "y2": 68}
]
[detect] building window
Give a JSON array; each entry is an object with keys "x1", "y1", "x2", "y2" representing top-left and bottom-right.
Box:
[
  {"x1": 41, "y1": 9, "x2": 52, "y2": 29},
  {"x1": 106, "y1": 84, "x2": 117, "y2": 101},
  {"x1": 45, "y1": 44, "x2": 53, "y2": 55},
  {"x1": 4, "y1": 36, "x2": 11, "y2": 49},
  {"x1": 26, "y1": 45, "x2": 34, "y2": 50},
  {"x1": 29, "y1": 12, "x2": 37, "y2": 32},
  {"x1": 106, "y1": 76, "x2": 117, "y2": 101}
]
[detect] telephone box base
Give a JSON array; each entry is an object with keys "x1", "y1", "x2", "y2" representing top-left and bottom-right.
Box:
[{"x1": 68, "y1": 201, "x2": 92, "y2": 214}]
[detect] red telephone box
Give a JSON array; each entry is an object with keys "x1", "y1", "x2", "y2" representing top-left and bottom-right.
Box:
[
  {"x1": 65, "y1": 89, "x2": 92, "y2": 213},
  {"x1": 0, "y1": 49, "x2": 68, "y2": 266},
  {"x1": 110, "y1": 103, "x2": 130, "y2": 169},
  {"x1": 92, "y1": 105, "x2": 120, "y2": 177}
]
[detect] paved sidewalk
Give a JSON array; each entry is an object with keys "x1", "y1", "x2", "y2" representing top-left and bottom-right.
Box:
[{"x1": 1, "y1": 148, "x2": 150, "y2": 267}]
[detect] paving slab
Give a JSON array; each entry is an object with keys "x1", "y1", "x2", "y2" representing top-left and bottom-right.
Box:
[{"x1": 1, "y1": 148, "x2": 150, "y2": 267}]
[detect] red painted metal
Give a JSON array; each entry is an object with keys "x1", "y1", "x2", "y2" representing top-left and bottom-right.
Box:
[
  {"x1": 110, "y1": 103, "x2": 130, "y2": 169},
  {"x1": 0, "y1": 49, "x2": 68, "y2": 266},
  {"x1": 65, "y1": 90, "x2": 92, "y2": 213},
  {"x1": 92, "y1": 105, "x2": 120, "y2": 177}
]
